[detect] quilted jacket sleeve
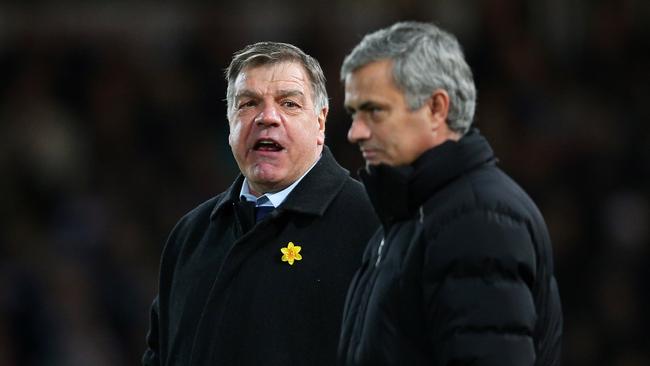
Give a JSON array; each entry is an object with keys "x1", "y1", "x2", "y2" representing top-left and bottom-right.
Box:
[{"x1": 422, "y1": 209, "x2": 538, "y2": 366}]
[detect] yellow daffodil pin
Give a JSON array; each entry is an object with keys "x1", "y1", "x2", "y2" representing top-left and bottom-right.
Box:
[{"x1": 280, "y1": 242, "x2": 302, "y2": 265}]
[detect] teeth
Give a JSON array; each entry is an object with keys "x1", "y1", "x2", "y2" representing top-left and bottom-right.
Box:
[{"x1": 255, "y1": 139, "x2": 282, "y2": 150}]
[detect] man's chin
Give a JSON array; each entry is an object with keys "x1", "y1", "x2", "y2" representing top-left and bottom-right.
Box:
[
  {"x1": 247, "y1": 170, "x2": 287, "y2": 193},
  {"x1": 365, "y1": 160, "x2": 385, "y2": 168},
  {"x1": 250, "y1": 162, "x2": 281, "y2": 177}
]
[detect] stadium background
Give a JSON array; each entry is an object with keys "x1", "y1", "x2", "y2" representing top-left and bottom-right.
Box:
[{"x1": 1, "y1": 1, "x2": 648, "y2": 365}]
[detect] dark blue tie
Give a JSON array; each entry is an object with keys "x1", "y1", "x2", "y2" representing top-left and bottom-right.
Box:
[{"x1": 255, "y1": 206, "x2": 274, "y2": 222}]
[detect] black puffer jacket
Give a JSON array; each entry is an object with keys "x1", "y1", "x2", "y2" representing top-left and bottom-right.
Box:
[{"x1": 338, "y1": 130, "x2": 562, "y2": 366}]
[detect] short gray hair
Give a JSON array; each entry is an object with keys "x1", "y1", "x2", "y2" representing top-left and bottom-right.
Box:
[
  {"x1": 225, "y1": 42, "x2": 329, "y2": 120},
  {"x1": 340, "y1": 21, "x2": 476, "y2": 134}
]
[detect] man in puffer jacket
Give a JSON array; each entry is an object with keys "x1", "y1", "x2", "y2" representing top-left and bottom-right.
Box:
[{"x1": 338, "y1": 21, "x2": 562, "y2": 366}]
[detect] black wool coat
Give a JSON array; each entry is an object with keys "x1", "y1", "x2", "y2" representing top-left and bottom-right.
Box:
[
  {"x1": 143, "y1": 147, "x2": 379, "y2": 366},
  {"x1": 338, "y1": 130, "x2": 563, "y2": 366}
]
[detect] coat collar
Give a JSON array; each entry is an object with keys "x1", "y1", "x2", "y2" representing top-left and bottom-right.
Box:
[
  {"x1": 360, "y1": 129, "x2": 496, "y2": 227},
  {"x1": 210, "y1": 146, "x2": 349, "y2": 220}
]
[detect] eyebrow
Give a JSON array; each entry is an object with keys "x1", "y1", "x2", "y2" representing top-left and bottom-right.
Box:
[
  {"x1": 345, "y1": 101, "x2": 382, "y2": 113},
  {"x1": 235, "y1": 90, "x2": 260, "y2": 101},
  {"x1": 235, "y1": 89, "x2": 306, "y2": 101},
  {"x1": 277, "y1": 90, "x2": 305, "y2": 99}
]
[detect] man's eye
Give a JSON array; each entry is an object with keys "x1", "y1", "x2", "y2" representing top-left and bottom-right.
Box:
[
  {"x1": 368, "y1": 106, "x2": 382, "y2": 114},
  {"x1": 238, "y1": 101, "x2": 256, "y2": 109},
  {"x1": 282, "y1": 100, "x2": 300, "y2": 108}
]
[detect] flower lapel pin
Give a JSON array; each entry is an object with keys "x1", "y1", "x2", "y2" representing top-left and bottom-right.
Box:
[{"x1": 280, "y1": 242, "x2": 302, "y2": 266}]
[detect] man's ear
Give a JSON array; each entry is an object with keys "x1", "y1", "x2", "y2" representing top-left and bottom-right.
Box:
[
  {"x1": 317, "y1": 107, "x2": 328, "y2": 145},
  {"x1": 427, "y1": 89, "x2": 450, "y2": 131},
  {"x1": 427, "y1": 89, "x2": 462, "y2": 142}
]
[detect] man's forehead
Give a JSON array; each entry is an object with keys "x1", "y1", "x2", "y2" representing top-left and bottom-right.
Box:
[
  {"x1": 235, "y1": 61, "x2": 310, "y2": 90},
  {"x1": 344, "y1": 63, "x2": 401, "y2": 104},
  {"x1": 236, "y1": 88, "x2": 306, "y2": 100}
]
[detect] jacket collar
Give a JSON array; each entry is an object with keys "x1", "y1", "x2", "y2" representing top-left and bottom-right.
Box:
[
  {"x1": 360, "y1": 129, "x2": 496, "y2": 227},
  {"x1": 210, "y1": 146, "x2": 349, "y2": 220}
]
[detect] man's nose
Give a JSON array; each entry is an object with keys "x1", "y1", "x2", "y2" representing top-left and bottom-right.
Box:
[
  {"x1": 255, "y1": 103, "x2": 281, "y2": 126},
  {"x1": 347, "y1": 118, "x2": 370, "y2": 143}
]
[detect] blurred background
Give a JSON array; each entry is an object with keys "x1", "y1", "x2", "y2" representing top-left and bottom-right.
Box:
[{"x1": 1, "y1": 0, "x2": 648, "y2": 365}]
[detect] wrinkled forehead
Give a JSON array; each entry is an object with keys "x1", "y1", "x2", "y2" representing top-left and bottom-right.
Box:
[{"x1": 234, "y1": 61, "x2": 312, "y2": 96}]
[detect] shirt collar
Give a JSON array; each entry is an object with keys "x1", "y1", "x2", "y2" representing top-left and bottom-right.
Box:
[
  {"x1": 210, "y1": 146, "x2": 349, "y2": 221},
  {"x1": 238, "y1": 156, "x2": 320, "y2": 208}
]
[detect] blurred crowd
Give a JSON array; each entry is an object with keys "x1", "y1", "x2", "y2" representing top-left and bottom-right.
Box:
[{"x1": 1, "y1": 1, "x2": 648, "y2": 365}]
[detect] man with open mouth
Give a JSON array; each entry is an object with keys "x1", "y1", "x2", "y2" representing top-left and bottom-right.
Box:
[{"x1": 142, "y1": 42, "x2": 379, "y2": 366}]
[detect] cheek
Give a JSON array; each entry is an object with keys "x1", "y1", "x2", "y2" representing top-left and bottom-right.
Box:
[
  {"x1": 228, "y1": 131, "x2": 234, "y2": 147},
  {"x1": 228, "y1": 133, "x2": 239, "y2": 156},
  {"x1": 384, "y1": 129, "x2": 409, "y2": 161},
  {"x1": 290, "y1": 120, "x2": 320, "y2": 146},
  {"x1": 374, "y1": 127, "x2": 391, "y2": 148},
  {"x1": 228, "y1": 122, "x2": 244, "y2": 146}
]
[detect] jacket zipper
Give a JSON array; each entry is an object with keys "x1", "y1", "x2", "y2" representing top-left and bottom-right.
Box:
[{"x1": 375, "y1": 237, "x2": 385, "y2": 267}]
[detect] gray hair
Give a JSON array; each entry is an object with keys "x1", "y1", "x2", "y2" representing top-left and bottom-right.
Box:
[
  {"x1": 340, "y1": 21, "x2": 476, "y2": 134},
  {"x1": 225, "y1": 42, "x2": 329, "y2": 120}
]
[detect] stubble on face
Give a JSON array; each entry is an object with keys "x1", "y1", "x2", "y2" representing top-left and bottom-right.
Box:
[{"x1": 345, "y1": 59, "x2": 449, "y2": 167}]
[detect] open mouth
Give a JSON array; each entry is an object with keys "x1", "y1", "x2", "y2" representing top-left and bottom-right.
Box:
[{"x1": 254, "y1": 138, "x2": 284, "y2": 152}]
